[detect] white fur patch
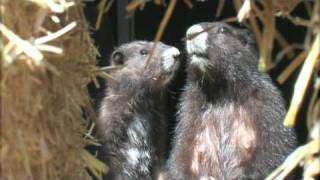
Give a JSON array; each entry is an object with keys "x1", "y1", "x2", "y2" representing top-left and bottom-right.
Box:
[
  {"x1": 125, "y1": 115, "x2": 151, "y2": 172},
  {"x1": 190, "y1": 56, "x2": 208, "y2": 71},
  {"x1": 162, "y1": 47, "x2": 180, "y2": 71},
  {"x1": 186, "y1": 25, "x2": 208, "y2": 54},
  {"x1": 126, "y1": 148, "x2": 151, "y2": 168},
  {"x1": 127, "y1": 148, "x2": 140, "y2": 165},
  {"x1": 127, "y1": 115, "x2": 147, "y2": 144},
  {"x1": 140, "y1": 160, "x2": 150, "y2": 172}
]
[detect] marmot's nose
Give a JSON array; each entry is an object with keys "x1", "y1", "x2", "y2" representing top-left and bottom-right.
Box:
[
  {"x1": 162, "y1": 47, "x2": 180, "y2": 71},
  {"x1": 164, "y1": 47, "x2": 180, "y2": 58},
  {"x1": 186, "y1": 24, "x2": 204, "y2": 40},
  {"x1": 185, "y1": 23, "x2": 209, "y2": 54}
]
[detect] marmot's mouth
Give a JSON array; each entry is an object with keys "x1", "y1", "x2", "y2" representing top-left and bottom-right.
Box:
[
  {"x1": 189, "y1": 54, "x2": 209, "y2": 72},
  {"x1": 189, "y1": 52, "x2": 208, "y2": 59}
]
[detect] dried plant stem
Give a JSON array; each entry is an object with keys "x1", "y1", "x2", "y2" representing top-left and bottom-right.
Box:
[
  {"x1": 3, "y1": 41, "x2": 16, "y2": 57},
  {"x1": 287, "y1": 15, "x2": 312, "y2": 27},
  {"x1": 98, "y1": 71, "x2": 119, "y2": 84},
  {"x1": 145, "y1": 0, "x2": 177, "y2": 67},
  {"x1": 273, "y1": 44, "x2": 304, "y2": 68},
  {"x1": 34, "y1": 21, "x2": 76, "y2": 45},
  {"x1": 305, "y1": 0, "x2": 319, "y2": 49},
  {"x1": 183, "y1": 0, "x2": 193, "y2": 9},
  {"x1": 248, "y1": 17, "x2": 261, "y2": 49},
  {"x1": 126, "y1": 0, "x2": 144, "y2": 12},
  {"x1": 242, "y1": 1, "x2": 295, "y2": 70},
  {"x1": 31, "y1": 0, "x2": 74, "y2": 13},
  {"x1": 35, "y1": 44, "x2": 63, "y2": 54},
  {"x1": 307, "y1": 79, "x2": 320, "y2": 129},
  {"x1": 152, "y1": 0, "x2": 176, "y2": 42},
  {"x1": 104, "y1": 0, "x2": 114, "y2": 13},
  {"x1": 266, "y1": 138, "x2": 319, "y2": 180},
  {"x1": 33, "y1": 9, "x2": 49, "y2": 34},
  {"x1": 258, "y1": 2, "x2": 275, "y2": 71},
  {"x1": 81, "y1": 149, "x2": 109, "y2": 179},
  {"x1": 99, "y1": 65, "x2": 123, "y2": 71},
  {"x1": 84, "y1": 122, "x2": 96, "y2": 139},
  {"x1": 222, "y1": 16, "x2": 238, "y2": 23},
  {"x1": 233, "y1": 0, "x2": 243, "y2": 11},
  {"x1": 303, "y1": 0, "x2": 313, "y2": 17},
  {"x1": 237, "y1": 0, "x2": 251, "y2": 22},
  {"x1": 304, "y1": 157, "x2": 320, "y2": 178},
  {"x1": 0, "y1": 23, "x2": 44, "y2": 64},
  {"x1": 247, "y1": 16, "x2": 262, "y2": 50},
  {"x1": 277, "y1": 52, "x2": 307, "y2": 84},
  {"x1": 95, "y1": 0, "x2": 107, "y2": 29},
  {"x1": 95, "y1": 0, "x2": 114, "y2": 30},
  {"x1": 216, "y1": 0, "x2": 226, "y2": 17},
  {"x1": 154, "y1": 0, "x2": 162, "y2": 5},
  {"x1": 275, "y1": 31, "x2": 295, "y2": 59},
  {"x1": 284, "y1": 33, "x2": 320, "y2": 127}
]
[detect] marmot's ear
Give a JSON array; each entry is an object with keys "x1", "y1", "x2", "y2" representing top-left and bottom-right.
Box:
[
  {"x1": 238, "y1": 28, "x2": 257, "y2": 48},
  {"x1": 111, "y1": 51, "x2": 125, "y2": 65}
]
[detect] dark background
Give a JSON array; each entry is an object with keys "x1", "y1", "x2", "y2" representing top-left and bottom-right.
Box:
[{"x1": 83, "y1": 0, "x2": 310, "y2": 155}]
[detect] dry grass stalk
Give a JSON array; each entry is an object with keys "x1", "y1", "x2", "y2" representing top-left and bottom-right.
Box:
[
  {"x1": 95, "y1": 0, "x2": 108, "y2": 29},
  {"x1": 266, "y1": 131, "x2": 319, "y2": 180},
  {"x1": 247, "y1": 10, "x2": 262, "y2": 48},
  {"x1": 183, "y1": 0, "x2": 194, "y2": 9},
  {"x1": 273, "y1": 0, "x2": 302, "y2": 16},
  {"x1": 145, "y1": 0, "x2": 177, "y2": 67},
  {"x1": 126, "y1": 0, "x2": 146, "y2": 13},
  {"x1": 307, "y1": 80, "x2": 320, "y2": 129},
  {"x1": 237, "y1": 0, "x2": 252, "y2": 22},
  {"x1": 236, "y1": 0, "x2": 300, "y2": 71},
  {"x1": 274, "y1": 31, "x2": 296, "y2": 60},
  {"x1": 0, "y1": 23, "x2": 44, "y2": 64},
  {"x1": 258, "y1": 1, "x2": 276, "y2": 72},
  {"x1": 1, "y1": 0, "x2": 107, "y2": 180},
  {"x1": 34, "y1": 21, "x2": 77, "y2": 45},
  {"x1": 216, "y1": 0, "x2": 226, "y2": 17},
  {"x1": 95, "y1": 0, "x2": 114, "y2": 30},
  {"x1": 277, "y1": 52, "x2": 307, "y2": 84},
  {"x1": 284, "y1": 33, "x2": 320, "y2": 127}
]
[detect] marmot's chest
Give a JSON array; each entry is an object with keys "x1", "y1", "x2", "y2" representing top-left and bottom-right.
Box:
[{"x1": 187, "y1": 103, "x2": 258, "y2": 178}]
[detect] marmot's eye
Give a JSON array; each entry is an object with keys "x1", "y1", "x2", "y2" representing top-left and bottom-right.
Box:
[
  {"x1": 239, "y1": 37, "x2": 248, "y2": 46},
  {"x1": 112, "y1": 51, "x2": 124, "y2": 65},
  {"x1": 140, "y1": 49, "x2": 149, "y2": 56},
  {"x1": 217, "y1": 27, "x2": 230, "y2": 34}
]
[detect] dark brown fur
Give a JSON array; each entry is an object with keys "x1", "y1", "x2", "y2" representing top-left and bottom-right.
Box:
[
  {"x1": 166, "y1": 22, "x2": 297, "y2": 180},
  {"x1": 97, "y1": 41, "x2": 180, "y2": 180}
]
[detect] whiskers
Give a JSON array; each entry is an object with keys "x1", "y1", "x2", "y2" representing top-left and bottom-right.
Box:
[
  {"x1": 96, "y1": 65, "x2": 124, "y2": 84},
  {"x1": 100, "y1": 65, "x2": 124, "y2": 71}
]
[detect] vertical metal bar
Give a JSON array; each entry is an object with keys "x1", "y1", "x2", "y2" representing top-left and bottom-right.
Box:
[{"x1": 117, "y1": 0, "x2": 134, "y2": 45}]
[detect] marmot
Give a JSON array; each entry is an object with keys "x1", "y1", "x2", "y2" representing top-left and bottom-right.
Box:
[
  {"x1": 97, "y1": 41, "x2": 180, "y2": 180},
  {"x1": 166, "y1": 22, "x2": 297, "y2": 180}
]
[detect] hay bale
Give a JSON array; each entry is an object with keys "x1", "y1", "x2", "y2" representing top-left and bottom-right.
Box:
[{"x1": 1, "y1": 0, "x2": 106, "y2": 180}]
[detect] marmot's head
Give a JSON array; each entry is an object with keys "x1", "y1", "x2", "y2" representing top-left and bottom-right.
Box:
[
  {"x1": 108, "y1": 41, "x2": 180, "y2": 91},
  {"x1": 185, "y1": 22, "x2": 258, "y2": 82}
]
